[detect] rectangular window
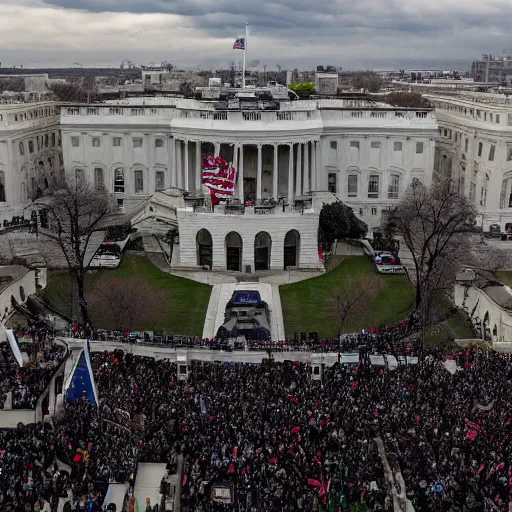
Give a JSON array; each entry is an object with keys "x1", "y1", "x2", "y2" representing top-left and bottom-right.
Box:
[
  {"x1": 117, "y1": 199, "x2": 124, "y2": 212},
  {"x1": 51, "y1": 133, "x2": 56, "y2": 147},
  {"x1": 393, "y1": 141, "x2": 402, "y2": 152},
  {"x1": 489, "y1": 144, "x2": 495, "y2": 161},
  {"x1": 113, "y1": 137, "x2": 122, "y2": 147},
  {"x1": 465, "y1": 138, "x2": 469, "y2": 152},
  {"x1": 388, "y1": 174, "x2": 400, "y2": 199},
  {"x1": 478, "y1": 142, "x2": 483, "y2": 157},
  {"x1": 134, "y1": 170, "x2": 144, "y2": 193},
  {"x1": 155, "y1": 138, "x2": 164, "y2": 148},
  {"x1": 371, "y1": 141, "x2": 380, "y2": 149},
  {"x1": 114, "y1": 168, "x2": 124, "y2": 193},
  {"x1": 507, "y1": 147, "x2": 512, "y2": 161},
  {"x1": 330, "y1": 140, "x2": 337, "y2": 150},
  {"x1": 19, "y1": 141, "x2": 24, "y2": 156},
  {"x1": 508, "y1": 114, "x2": 512, "y2": 126},
  {"x1": 71, "y1": 136, "x2": 80, "y2": 147},
  {"x1": 75, "y1": 169, "x2": 84, "y2": 181},
  {"x1": 415, "y1": 142, "x2": 424, "y2": 154},
  {"x1": 92, "y1": 137, "x2": 101, "y2": 147},
  {"x1": 347, "y1": 175, "x2": 358, "y2": 197},
  {"x1": 44, "y1": 134, "x2": 49, "y2": 147},
  {"x1": 328, "y1": 173, "x2": 337, "y2": 193},
  {"x1": 133, "y1": 138, "x2": 143, "y2": 149},
  {"x1": 496, "y1": 114, "x2": 501, "y2": 124},
  {"x1": 155, "y1": 171, "x2": 165, "y2": 190},
  {"x1": 350, "y1": 141, "x2": 360, "y2": 149},
  {"x1": 470, "y1": 182, "x2": 476, "y2": 201},
  {"x1": 368, "y1": 174, "x2": 379, "y2": 198},
  {"x1": 28, "y1": 140, "x2": 34, "y2": 153},
  {"x1": 371, "y1": 207, "x2": 377, "y2": 216}
]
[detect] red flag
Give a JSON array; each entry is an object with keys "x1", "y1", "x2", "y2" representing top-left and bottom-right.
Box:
[{"x1": 308, "y1": 478, "x2": 322, "y2": 487}]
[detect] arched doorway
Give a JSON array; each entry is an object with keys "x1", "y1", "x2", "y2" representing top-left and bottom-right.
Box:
[
  {"x1": 482, "y1": 311, "x2": 490, "y2": 341},
  {"x1": 196, "y1": 229, "x2": 213, "y2": 269},
  {"x1": 284, "y1": 230, "x2": 300, "y2": 269},
  {"x1": 254, "y1": 232, "x2": 272, "y2": 271},
  {"x1": 226, "y1": 231, "x2": 243, "y2": 271}
]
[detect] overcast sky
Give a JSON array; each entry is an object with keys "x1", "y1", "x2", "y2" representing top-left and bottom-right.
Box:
[{"x1": 0, "y1": 0, "x2": 509, "y2": 70}]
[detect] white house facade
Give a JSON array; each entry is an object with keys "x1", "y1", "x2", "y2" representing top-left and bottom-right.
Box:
[
  {"x1": 60, "y1": 96, "x2": 437, "y2": 271},
  {"x1": 0, "y1": 100, "x2": 62, "y2": 223},
  {"x1": 425, "y1": 92, "x2": 512, "y2": 231}
]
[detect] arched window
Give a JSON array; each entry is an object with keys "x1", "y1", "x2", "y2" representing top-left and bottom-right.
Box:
[
  {"x1": 114, "y1": 168, "x2": 124, "y2": 193},
  {"x1": 225, "y1": 231, "x2": 243, "y2": 271},
  {"x1": 196, "y1": 229, "x2": 213, "y2": 269},
  {"x1": 254, "y1": 232, "x2": 272, "y2": 271},
  {"x1": 284, "y1": 230, "x2": 300, "y2": 269},
  {"x1": 94, "y1": 168, "x2": 104, "y2": 190}
]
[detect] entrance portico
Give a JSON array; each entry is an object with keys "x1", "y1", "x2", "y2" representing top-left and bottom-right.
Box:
[{"x1": 172, "y1": 138, "x2": 320, "y2": 204}]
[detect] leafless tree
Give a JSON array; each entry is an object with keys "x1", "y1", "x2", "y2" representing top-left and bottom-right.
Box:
[
  {"x1": 331, "y1": 274, "x2": 378, "y2": 333},
  {"x1": 387, "y1": 178, "x2": 476, "y2": 317},
  {"x1": 89, "y1": 277, "x2": 165, "y2": 332},
  {"x1": 36, "y1": 178, "x2": 115, "y2": 327},
  {"x1": 471, "y1": 247, "x2": 512, "y2": 275}
]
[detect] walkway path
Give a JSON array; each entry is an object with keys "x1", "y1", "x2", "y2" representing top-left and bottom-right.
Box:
[
  {"x1": 202, "y1": 282, "x2": 286, "y2": 341},
  {"x1": 84, "y1": 230, "x2": 105, "y2": 268}
]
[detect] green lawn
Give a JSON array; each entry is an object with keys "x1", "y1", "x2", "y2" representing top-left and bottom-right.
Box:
[
  {"x1": 280, "y1": 256, "x2": 415, "y2": 338},
  {"x1": 497, "y1": 271, "x2": 512, "y2": 287},
  {"x1": 42, "y1": 255, "x2": 212, "y2": 336}
]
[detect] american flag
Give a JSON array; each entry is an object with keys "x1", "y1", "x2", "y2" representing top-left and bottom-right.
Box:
[
  {"x1": 202, "y1": 155, "x2": 238, "y2": 205},
  {"x1": 233, "y1": 38, "x2": 245, "y2": 50}
]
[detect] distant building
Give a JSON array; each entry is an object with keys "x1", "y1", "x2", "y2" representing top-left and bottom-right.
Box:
[{"x1": 472, "y1": 54, "x2": 512, "y2": 83}]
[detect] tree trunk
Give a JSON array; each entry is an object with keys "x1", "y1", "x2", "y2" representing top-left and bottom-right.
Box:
[{"x1": 75, "y1": 274, "x2": 91, "y2": 329}]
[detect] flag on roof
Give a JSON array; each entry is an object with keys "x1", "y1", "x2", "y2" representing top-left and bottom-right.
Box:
[
  {"x1": 233, "y1": 38, "x2": 245, "y2": 50},
  {"x1": 65, "y1": 340, "x2": 99, "y2": 405},
  {"x1": 202, "y1": 155, "x2": 238, "y2": 205}
]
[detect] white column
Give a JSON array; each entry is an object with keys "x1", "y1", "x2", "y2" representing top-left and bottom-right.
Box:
[
  {"x1": 195, "y1": 141, "x2": 202, "y2": 193},
  {"x1": 288, "y1": 143, "x2": 294, "y2": 204},
  {"x1": 169, "y1": 136, "x2": 176, "y2": 188},
  {"x1": 256, "y1": 144, "x2": 263, "y2": 201},
  {"x1": 295, "y1": 142, "x2": 302, "y2": 197},
  {"x1": 233, "y1": 144, "x2": 239, "y2": 197},
  {"x1": 311, "y1": 141, "x2": 317, "y2": 192},
  {"x1": 315, "y1": 141, "x2": 321, "y2": 190},
  {"x1": 184, "y1": 140, "x2": 189, "y2": 191},
  {"x1": 214, "y1": 142, "x2": 220, "y2": 156},
  {"x1": 303, "y1": 141, "x2": 309, "y2": 194},
  {"x1": 176, "y1": 139, "x2": 183, "y2": 189},
  {"x1": 273, "y1": 144, "x2": 279, "y2": 200},
  {"x1": 239, "y1": 144, "x2": 244, "y2": 202}
]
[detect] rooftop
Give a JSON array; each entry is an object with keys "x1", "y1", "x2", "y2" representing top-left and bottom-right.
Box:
[{"x1": 0, "y1": 265, "x2": 31, "y2": 294}]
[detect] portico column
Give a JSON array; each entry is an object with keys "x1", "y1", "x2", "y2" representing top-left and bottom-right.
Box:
[
  {"x1": 315, "y1": 141, "x2": 321, "y2": 190},
  {"x1": 239, "y1": 144, "x2": 244, "y2": 202},
  {"x1": 195, "y1": 142, "x2": 202, "y2": 193},
  {"x1": 214, "y1": 142, "x2": 220, "y2": 156},
  {"x1": 184, "y1": 140, "x2": 189, "y2": 191},
  {"x1": 256, "y1": 144, "x2": 263, "y2": 201},
  {"x1": 288, "y1": 143, "x2": 294, "y2": 204},
  {"x1": 295, "y1": 142, "x2": 302, "y2": 197},
  {"x1": 170, "y1": 136, "x2": 176, "y2": 187},
  {"x1": 176, "y1": 139, "x2": 183, "y2": 189},
  {"x1": 311, "y1": 141, "x2": 317, "y2": 192},
  {"x1": 273, "y1": 144, "x2": 279, "y2": 200},
  {"x1": 303, "y1": 142, "x2": 310, "y2": 194},
  {"x1": 233, "y1": 144, "x2": 239, "y2": 196}
]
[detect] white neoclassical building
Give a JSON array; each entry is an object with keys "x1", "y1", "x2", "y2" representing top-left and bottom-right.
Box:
[
  {"x1": 60, "y1": 94, "x2": 437, "y2": 272},
  {"x1": 0, "y1": 98, "x2": 62, "y2": 222},
  {"x1": 425, "y1": 91, "x2": 512, "y2": 231}
]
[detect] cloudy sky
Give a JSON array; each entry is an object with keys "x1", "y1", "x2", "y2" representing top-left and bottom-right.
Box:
[{"x1": 0, "y1": 0, "x2": 509, "y2": 70}]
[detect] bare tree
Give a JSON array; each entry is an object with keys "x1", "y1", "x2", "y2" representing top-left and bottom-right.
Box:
[
  {"x1": 88, "y1": 277, "x2": 165, "y2": 332},
  {"x1": 36, "y1": 178, "x2": 115, "y2": 327},
  {"x1": 471, "y1": 247, "x2": 512, "y2": 275},
  {"x1": 387, "y1": 178, "x2": 476, "y2": 316},
  {"x1": 331, "y1": 274, "x2": 378, "y2": 333}
]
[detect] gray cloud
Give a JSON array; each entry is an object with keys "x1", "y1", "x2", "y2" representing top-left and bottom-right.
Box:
[{"x1": 0, "y1": 0, "x2": 510, "y2": 69}]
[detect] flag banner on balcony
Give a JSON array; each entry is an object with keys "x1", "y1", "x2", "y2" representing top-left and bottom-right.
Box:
[
  {"x1": 65, "y1": 340, "x2": 99, "y2": 406},
  {"x1": 202, "y1": 155, "x2": 238, "y2": 205}
]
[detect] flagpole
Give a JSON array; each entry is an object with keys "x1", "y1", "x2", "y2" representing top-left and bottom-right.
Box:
[{"x1": 242, "y1": 21, "x2": 248, "y2": 89}]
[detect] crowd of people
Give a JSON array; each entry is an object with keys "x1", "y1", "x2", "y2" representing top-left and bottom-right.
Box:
[
  {"x1": 2, "y1": 332, "x2": 512, "y2": 511},
  {"x1": 0, "y1": 328, "x2": 65, "y2": 410}
]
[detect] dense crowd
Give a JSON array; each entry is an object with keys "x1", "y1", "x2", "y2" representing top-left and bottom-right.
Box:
[
  {"x1": 2, "y1": 344, "x2": 512, "y2": 511},
  {"x1": 0, "y1": 330, "x2": 65, "y2": 410}
]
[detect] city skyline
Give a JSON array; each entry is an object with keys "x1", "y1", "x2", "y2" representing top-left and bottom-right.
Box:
[{"x1": 0, "y1": 0, "x2": 510, "y2": 70}]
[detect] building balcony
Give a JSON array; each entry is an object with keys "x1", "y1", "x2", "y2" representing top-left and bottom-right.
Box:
[{"x1": 190, "y1": 197, "x2": 313, "y2": 215}]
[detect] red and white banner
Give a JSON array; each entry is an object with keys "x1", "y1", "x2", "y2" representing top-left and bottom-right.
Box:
[{"x1": 202, "y1": 155, "x2": 238, "y2": 205}]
